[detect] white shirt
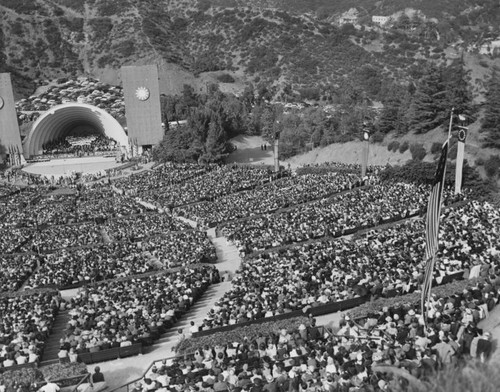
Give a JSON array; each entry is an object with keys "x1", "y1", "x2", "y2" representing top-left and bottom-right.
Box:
[{"x1": 40, "y1": 382, "x2": 60, "y2": 392}]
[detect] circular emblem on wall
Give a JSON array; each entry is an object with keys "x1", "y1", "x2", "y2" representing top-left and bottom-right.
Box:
[
  {"x1": 458, "y1": 129, "x2": 467, "y2": 142},
  {"x1": 135, "y1": 87, "x2": 150, "y2": 101},
  {"x1": 0, "y1": 96, "x2": 4, "y2": 110}
]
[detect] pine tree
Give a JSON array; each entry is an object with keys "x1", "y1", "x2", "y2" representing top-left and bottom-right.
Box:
[
  {"x1": 377, "y1": 85, "x2": 408, "y2": 134},
  {"x1": 408, "y1": 65, "x2": 449, "y2": 134},
  {"x1": 205, "y1": 114, "x2": 227, "y2": 161},
  {"x1": 0, "y1": 138, "x2": 6, "y2": 170},
  {"x1": 481, "y1": 67, "x2": 500, "y2": 148}
]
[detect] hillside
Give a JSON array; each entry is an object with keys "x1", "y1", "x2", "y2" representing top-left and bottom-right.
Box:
[{"x1": 1, "y1": 0, "x2": 500, "y2": 99}]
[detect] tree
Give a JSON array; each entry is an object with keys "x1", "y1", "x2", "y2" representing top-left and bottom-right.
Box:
[
  {"x1": 481, "y1": 67, "x2": 500, "y2": 148},
  {"x1": 152, "y1": 124, "x2": 199, "y2": 162},
  {"x1": 408, "y1": 65, "x2": 449, "y2": 134},
  {"x1": 203, "y1": 115, "x2": 227, "y2": 162},
  {"x1": 154, "y1": 86, "x2": 246, "y2": 163},
  {"x1": 443, "y1": 55, "x2": 474, "y2": 123},
  {"x1": 395, "y1": 14, "x2": 411, "y2": 31},
  {"x1": 241, "y1": 84, "x2": 255, "y2": 110},
  {"x1": 0, "y1": 138, "x2": 6, "y2": 171},
  {"x1": 181, "y1": 84, "x2": 198, "y2": 108},
  {"x1": 260, "y1": 105, "x2": 282, "y2": 144},
  {"x1": 355, "y1": 65, "x2": 383, "y2": 100},
  {"x1": 377, "y1": 85, "x2": 408, "y2": 134}
]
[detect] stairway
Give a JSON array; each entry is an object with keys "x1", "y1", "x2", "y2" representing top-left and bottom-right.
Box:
[
  {"x1": 149, "y1": 280, "x2": 233, "y2": 349},
  {"x1": 146, "y1": 227, "x2": 242, "y2": 352},
  {"x1": 40, "y1": 310, "x2": 71, "y2": 363},
  {"x1": 206, "y1": 228, "x2": 241, "y2": 279}
]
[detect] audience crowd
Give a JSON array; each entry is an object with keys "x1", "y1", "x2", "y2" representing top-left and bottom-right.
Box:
[
  {"x1": 0, "y1": 255, "x2": 41, "y2": 293},
  {"x1": 116, "y1": 164, "x2": 282, "y2": 209},
  {"x1": 133, "y1": 232, "x2": 217, "y2": 268},
  {"x1": 23, "y1": 243, "x2": 159, "y2": 289},
  {"x1": 60, "y1": 266, "x2": 220, "y2": 354},
  {"x1": 175, "y1": 172, "x2": 368, "y2": 228},
  {"x1": 0, "y1": 161, "x2": 499, "y2": 390},
  {"x1": 199, "y1": 201, "x2": 499, "y2": 329},
  {"x1": 28, "y1": 223, "x2": 104, "y2": 253},
  {"x1": 220, "y1": 183, "x2": 466, "y2": 254},
  {"x1": 0, "y1": 291, "x2": 62, "y2": 369},
  {"x1": 42, "y1": 134, "x2": 118, "y2": 156},
  {"x1": 76, "y1": 186, "x2": 146, "y2": 221},
  {"x1": 2, "y1": 193, "x2": 78, "y2": 228},
  {"x1": 0, "y1": 227, "x2": 33, "y2": 254},
  {"x1": 299, "y1": 162, "x2": 386, "y2": 174},
  {"x1": 105, "y1": 213, "x2": 192, "y2": 241},
  {"x1": 140, "y1": 273, "x2": 498, "y2": 392},
  {"x1": 114, "y1": 163, "x2": 212, "y2": 195}
]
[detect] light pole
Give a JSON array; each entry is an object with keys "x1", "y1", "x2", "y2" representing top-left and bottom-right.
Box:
[
  {"x1": 273, "y1": 131, "x2": 280, "y2": 173},
  {"x1": 455, "y1": 115, "x2": 468, "y2": 194},
  {"x1": 273, "y1": 120, "x2": 280, "y2": 173},
  {"x1": 361, "y1": 126, "x2": 370, "y2": 178}
]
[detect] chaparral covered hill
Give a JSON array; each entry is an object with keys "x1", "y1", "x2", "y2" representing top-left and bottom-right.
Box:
[{"x1": 1, "y1": 0, "x2": 500, "y2": 101}]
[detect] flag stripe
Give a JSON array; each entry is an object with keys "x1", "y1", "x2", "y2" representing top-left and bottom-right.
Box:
[{"x1": 421, "y1": 139, "x2": 448, "y2": 318}]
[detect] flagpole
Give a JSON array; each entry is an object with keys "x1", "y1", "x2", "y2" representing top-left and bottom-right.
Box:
[
  {"x1": 420, "y1": 120, "x2": 450, "y2": 329},
  {"x1": 422, "y1": 254, "x2": 436, "y2": 329},
  {"x1": 447, "y1": 107, "x2": 454, "y2": 141}
]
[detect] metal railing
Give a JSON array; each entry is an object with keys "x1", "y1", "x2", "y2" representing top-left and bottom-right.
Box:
[{"x1": 108, "y1": 353, "x2": 186, "y2": 392}]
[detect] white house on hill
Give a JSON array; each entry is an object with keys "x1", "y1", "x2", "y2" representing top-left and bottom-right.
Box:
[
  {"x1": 372, "y1": 15, "x2": 391, "y2": 26},
  {"x1": 339, "y1": 8, "x2": 359, "y2": 25}
]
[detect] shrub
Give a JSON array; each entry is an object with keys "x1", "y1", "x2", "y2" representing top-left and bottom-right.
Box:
[
  {"x1": 484, "y1": 155, "x2": 500, "y2": 178},
  {"x1": 217, "y1": 74, "x2": 235, "y2": 83},
  {"x1": 399, "y1": 141, "x2": 409, "y2": 153},
  {"x1": 176, "y1": 316, "x2": 309, "y2": 354},
  {"x1": 371, "y1": 131, "x2": 384, "y2": 143},
  {"x1": 387, "y1": 141, "x2": 400, "y2": 152},
  {"x1": 348, "y1": 276, "x2": 474, "y2": 320},
  {"x1": 332, "y1": 134, "x2": 355, "y2": 143},
  {"x1": 0, "y1": 368, "x2": 43, "y2": 390},
  {"x1": 40, "y1": 362, "x2": 88, "y2": 382},
  {"x1": 475, "y1": 157, "x2": 485, "y2": 166},
  {"x1": 430, "y1": 142, "x2": 442, "y2": 155},
  {"x1": 410, "y1": 143, "x2": 426, "y2": 161},
  {"x1": 114, "y1": 39, "x2": 135, "y2": 57}
]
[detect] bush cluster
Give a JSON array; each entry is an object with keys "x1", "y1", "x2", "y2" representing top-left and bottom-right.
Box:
[
  {"x1": 371, "y1": 131, "x2": 384, "y2": 143},
  {"x1": 430, "y1": 142, "x2": 442, "y2": 155},
  {"x1": 399, "y1": 141, "x2": 409, "y2": 153},
  {"x1": 387, "y1": 140, "x2": 400, "y2": 152},
  {"x1": 410, "y1": 143, "x2": 427, "y2": 161},
  {"x1": 176, "y1": 316, "x2": 309, "y2": 354},
  {"x1": 217, "y1": 74, "x2": 235, "y2": 83},
  {"x1": 484, "y1": 155, "x2": 500, "y2": 178}
]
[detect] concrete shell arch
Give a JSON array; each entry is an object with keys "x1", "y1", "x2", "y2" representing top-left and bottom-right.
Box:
[{"x1": 24, "y1": 103, "x2": 129, "y2": 157}]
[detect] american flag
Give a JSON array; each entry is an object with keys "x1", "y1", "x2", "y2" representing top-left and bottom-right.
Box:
[{"x1": 421, "y1": 139, "x2": 449, "y2": 319}]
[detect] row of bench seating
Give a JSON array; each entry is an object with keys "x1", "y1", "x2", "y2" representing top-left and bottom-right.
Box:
[{"x1": 77, "y1": 343, "x2": 143, "y2": 364}]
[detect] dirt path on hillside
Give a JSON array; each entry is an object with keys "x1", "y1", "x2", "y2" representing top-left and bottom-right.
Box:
[{"x1": 227, "y1": 135, "x2": 413, "y2": 168}]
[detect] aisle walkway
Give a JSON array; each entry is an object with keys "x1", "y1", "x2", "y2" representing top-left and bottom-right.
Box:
[
  {"x1": 41, "y1": 310, "x2": 71, "y2": 363},
  {"x1": 89, "y1": 224, "x2": 242, "y2": 390}
]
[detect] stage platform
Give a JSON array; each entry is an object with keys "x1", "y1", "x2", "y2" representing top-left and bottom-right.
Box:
[{"x1": 22, "y1": 156, "x2": 123, "y2": 178}]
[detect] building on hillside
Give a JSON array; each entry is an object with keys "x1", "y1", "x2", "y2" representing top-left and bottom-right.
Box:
[
  {"x1": 339, "y1": 8, "x2": 359, "y2": 25},
  {"x1": 372, "y1": 16, "x2": 391, "y2": 26},
  {"x1": 479, "y1": 39, "x2": 500, "y2": 55},
  {"x1": 166, "y1": 120, "x2": 187, "y2": 128}
]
